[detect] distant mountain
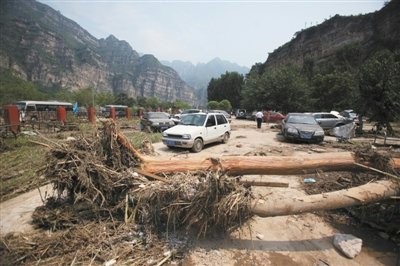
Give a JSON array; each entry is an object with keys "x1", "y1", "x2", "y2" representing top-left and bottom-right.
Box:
[
  {"x1": 258, "y1": 1, "x2": 399, "y2": 72},
  {"x1": 162, "y1": 58, "x2": 249, "y2": 106},
  {"x1": 0, "y1": 0, "x2": 198, "y2": 106}
]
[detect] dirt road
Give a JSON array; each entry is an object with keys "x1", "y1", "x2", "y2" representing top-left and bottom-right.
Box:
[
  {"x1": 153, "y1": 119, "x2": 398, "y2": 266},
  {"x1": 0, "y1": 119, "x2": 398, "y2": 265}
]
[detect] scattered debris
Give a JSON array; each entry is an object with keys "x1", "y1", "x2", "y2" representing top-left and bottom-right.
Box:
[
  {"x1": 333, "y1": 234, "x2": 362, "y2": 259},
  {"x1": 0, "y1": 120, "x2": 254, "y2": 264},
  {"x1": 256, "y1": 233, "x2": 264, "y2": 240},
  {"x1": 304, "y1": 178, "x2": 316, "y2": 183}
]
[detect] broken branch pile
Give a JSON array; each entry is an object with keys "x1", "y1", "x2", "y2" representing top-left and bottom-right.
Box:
[
  {"x1": 1, "y1": 121, "x2": 253, "y2": 264},
  {"x1": 36, "y1": 121, "x2": 252, "y2": 235},
  {"x1": 1, "y1": 120, "x2": 400, "y2": 264}
]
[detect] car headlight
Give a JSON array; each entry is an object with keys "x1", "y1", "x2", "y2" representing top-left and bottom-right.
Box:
[
  {"x1": 162, "y1": 131, "x2": 168, "y2": 137},
  {"x1": 182, "y1": 134, "x2": 191, "y2": 139},
  {"x1": 314, "y1": 130, "x2": 324, "y2": 136},
  {"x1": 287, "y1": 127, "x2": 298, "y2": 134}
]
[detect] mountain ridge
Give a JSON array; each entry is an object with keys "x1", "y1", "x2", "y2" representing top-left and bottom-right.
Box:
[
  {"x1": 162, "y1": 58, "x2": 249, "y2": 105},
  {"x1": 0, "y1": 0, "x2": 198, "y2": 106},
  {"x1": 260, "y1": 0, "x2": 400, "y2": 71}
]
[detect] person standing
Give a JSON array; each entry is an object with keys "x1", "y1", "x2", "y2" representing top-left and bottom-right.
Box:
[{"x1": 255, "y1": 110, "x2": 264, "y2": 129}]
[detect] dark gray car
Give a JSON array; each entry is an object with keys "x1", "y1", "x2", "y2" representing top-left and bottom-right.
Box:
[
  {"x1": 281, "y1": 113, "x2": 324, "y2": 143},
  {"x1": 312, "y1": 112, "x2": 353, "y2": 130},
  {"x1": 140, "y1": 112, "x2": 175, "y2": 132}
]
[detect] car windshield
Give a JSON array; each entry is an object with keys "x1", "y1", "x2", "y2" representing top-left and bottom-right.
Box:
[
  {"x1": 287, "y1": 115, "x2": 317, "y2": 125},
  {"x1": 180, "y1": 113, "x2": 206, "y2": 126},
  {"x1": 148, "y1": 112, "x2": 169, "y2": 119}
]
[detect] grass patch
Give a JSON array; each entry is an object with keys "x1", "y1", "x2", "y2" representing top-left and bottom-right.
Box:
[
  {"x1": 125, "y1": 131, "x2": 162, "y2": 148},
  {"x1": 0, "y1": 137, "x2": 48, "y2": 202}
]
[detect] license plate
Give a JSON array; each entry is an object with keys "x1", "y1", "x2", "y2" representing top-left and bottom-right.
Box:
[
  {"x1": 300, "y1": 133, "x2": 312, "y2": 139},
  {"x1": 166, "y1": 140, "x2": 175, "y2": 146}
]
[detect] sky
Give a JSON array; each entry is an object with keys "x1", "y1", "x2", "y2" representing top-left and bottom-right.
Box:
[{"x1": 39, "y1": 0, "x2": 386, "y2": 68}]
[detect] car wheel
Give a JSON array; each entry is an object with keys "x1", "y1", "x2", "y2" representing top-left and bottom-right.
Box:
[
  {"x1": 191, "y1": 138, "x2": 203, "y2": 153},
  {"x1": 222, "y1": 132, "x2": 230, "y2": 143}
]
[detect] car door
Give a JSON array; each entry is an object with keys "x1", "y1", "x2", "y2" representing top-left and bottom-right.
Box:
[
  {"x1": 215, "y1": 114, "x2": 229, "y2": 138},
  {"x1": 323, "y1": 113, "x2": 339, "y2": 128},
  {"x1": 205, "y1": 114, "x2": 219, "y2": 143}
]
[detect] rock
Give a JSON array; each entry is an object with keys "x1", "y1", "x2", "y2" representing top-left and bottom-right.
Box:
[
  {"x1": 256, "y1": 233, "x2": 264, "y2": 240},
  {"x1": 333, "y1": 234, "x2": 362, "y2": 259}
]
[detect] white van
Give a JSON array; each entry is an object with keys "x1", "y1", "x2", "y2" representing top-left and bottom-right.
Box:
[{"x1": 162, "y1": 112, "x2": 231, "y2": 152}]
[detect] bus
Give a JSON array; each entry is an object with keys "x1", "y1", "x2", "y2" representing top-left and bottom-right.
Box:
[
  {"x1": 14, "y1": 100, "x2": 73, "y2": 122},
  {"x1": 103, "y1": 105, "x2": 128, "y2": 118}
]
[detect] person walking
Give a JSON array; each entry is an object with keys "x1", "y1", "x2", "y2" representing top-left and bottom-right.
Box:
[{"x1": 255, "y1": 110, "x2": 264, "y2": 129}]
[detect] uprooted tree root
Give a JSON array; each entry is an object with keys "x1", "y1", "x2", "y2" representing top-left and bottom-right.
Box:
[
  {"x1": 0, "y1": 120, "x2": 253, "y2": 264},
  {"x1": 354, "y1": 145, "x2": 398, "y2": 175}
]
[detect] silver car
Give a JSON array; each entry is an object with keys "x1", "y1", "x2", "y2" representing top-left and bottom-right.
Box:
[{"x1": 312, "y1": 112, "x2": 353, "y2": 130}]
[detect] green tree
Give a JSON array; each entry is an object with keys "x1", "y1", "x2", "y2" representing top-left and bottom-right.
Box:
[
  {"x1": 242, "y1": 65, "x2": 311, "y2": 113},
  {"x1": 359, "y1": 49, "x2": 400, "y2": 133},
  {"x1": 219, "y1": 99, "x2": 232, "y2": 111},
  {"x1": 73, "y1": 87, "x2": 93, "y2": 107},
  {"x1": 115, "y1": 93, "x2": 135, "y2": 107},
  {"x1": 0, "y1": 69, "x2": 45, "y2": 105},
  {"x1": 311, "y1": 71, "x2": 358, "y2": 111},
  {"x1": 145, "y1": 97, "x2": 160, "y2": 110},
  {"x1": 96, "y1": 92, "x2": 116, "y2": 107},
  {"x1": 208, "y1": 100, "x2": 220, "y2": 109},
  {"x1": 207, "y1": 72, "x2": 244, "y2": 108},
  {"x1": 173, "y1": 99, "x2": 190, "y2": 110}
]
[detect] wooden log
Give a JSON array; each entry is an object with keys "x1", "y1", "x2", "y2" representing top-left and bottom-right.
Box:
[
  {"x1": 112, "y1": 124, "x2": 400, "y2": 176},
  {"x1": 140, "y1": 153, "x2": 400, "y2": 175},
  {"x1": 251, "y1": 180, "x2": 400, "y2": 217}
]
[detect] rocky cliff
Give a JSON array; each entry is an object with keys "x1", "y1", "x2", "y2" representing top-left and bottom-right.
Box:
[
  {"x1": 263, "y1": 0, "x2": 400, "y2": 70},
  {"x1": 0, "y1": 0, "x2": 198, "y2": 105}
]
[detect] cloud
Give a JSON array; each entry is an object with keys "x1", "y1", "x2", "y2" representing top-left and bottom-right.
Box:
[{"x1": 40, "y1": 0, "x2": 385, "y2": 67}]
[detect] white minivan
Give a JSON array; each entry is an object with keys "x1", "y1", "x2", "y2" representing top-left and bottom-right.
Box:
[{"x1": 162, "y1": 112, "x2": 231, "y2": 152}]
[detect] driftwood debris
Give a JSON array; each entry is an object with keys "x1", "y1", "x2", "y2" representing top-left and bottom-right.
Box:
[
  {"x1": 112, "y1": 125, "x2": 400, "y2": 217},
  {"x1": 251, "y1": 179, "x2": 400, "y2": 217},
  {"x1": 141, "y1": 152, "x2": 358, "y2": 175},
  {"x1": 136, "y1": 151, "x2": 400, "y2": 176},
  {"x1": 2, "y1": 120, "x2": 399, "y2": 265}
]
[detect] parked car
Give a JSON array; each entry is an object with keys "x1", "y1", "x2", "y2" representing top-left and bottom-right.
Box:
[
  {"x1": 162, "y1": 112, "x2": 231, "y2": 152},
  {"x1": 312, "y1": 112, "x2": 353, "y2": 130},
  {"x1": 140, "y1": 112, "x2": 175, "y2": 132},
  {"x1": 263, "y1": 111, "x2": 286, "y2": 123},
  {"x1": 281, "y1": 113, "x2": 324, "y2": 143},
  {"x1": 340, "y1": 109, "x2": 359, "y2": 123},
  {"x1": 208, "y1": 110, "x2": 231, "y2": 122},
  {"x1": 235, "y1": 109, "x2": 247, "y2": 119},
  {"x1": 171, "y1": 109, "x2": 201, "y2": 124},
  {"x1": 246, "y1": 111, "x2": 257, "y2": 120}
]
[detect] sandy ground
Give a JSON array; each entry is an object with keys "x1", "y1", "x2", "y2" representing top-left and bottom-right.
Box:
[{"x1": 0, "y1": 119, "x2": 398, "y2": 265}]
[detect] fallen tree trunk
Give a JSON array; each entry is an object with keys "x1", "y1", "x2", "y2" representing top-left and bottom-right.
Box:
[
  {"x1": 251, "y1": 179, "x2": 400, "y2": 217},
  {"x1": 140, "y1": 153, "x2": 400, "y2": 175}
]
